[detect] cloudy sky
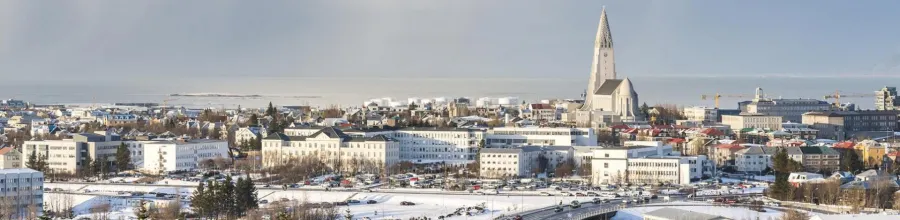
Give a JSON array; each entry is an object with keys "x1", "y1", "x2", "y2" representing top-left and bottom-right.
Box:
[{"x1": 2, "y1": 0, "x2": 899, "y2": 85}]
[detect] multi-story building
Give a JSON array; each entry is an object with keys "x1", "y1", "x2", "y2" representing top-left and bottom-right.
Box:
[
  {"x1": 486, "y1": 127, "x2": 596, "y2": 148},
  {"x1": 743, "y1": 88, "x2": 831, "y2": 122},
  {"x1": 141, "y1": 139, "x2": 229, "y2": 174},
  {"x1": 526, "y1": 104, "x2": 557, "y2": 122},
  {"x1": 0, "y1": 168, "x2": 43, "y2": 218},
  {"x1": 734, "y1": 146, "x2": 778, "y2": 174},
  {"x1": 721, "y1": 114, "x2": 783, "y2": 134},
  {"x1": 625, "y1": 155, "x2": 710, "y2": 185},
  {"x1": 682, "y1": 106, "x2": 718, "y2": 123},
  {"x1": 261, "y1": 128, "x2": 400, "y2": 169},
  {"x1": 102, "y1": 114, "x2": 138, "y2": 126},
  {"x1": 712, "y1": 143, "x2": 745, "y2": 167},
  {"x1": 786, "y1": 146, "x2": 841, "y2": 173},
  {"x1": 590, "y1": 141, "x2": 712, "y2": 185},
  {"x1": 22, "y1": 132, "x2": 122, "y2": 174},
  {"x1": 392, "y1": 127, "x2": 482, "y2": 164},
  {"x1": 875, "y1": 86, "x2": 898, "y2": 111},
  {"x1": 780, "y1": 122, "x2": 818, "y2": 140},
  {"x1": 479, "y1": 146, "x2": 543, "y2": 178},
  {"x1": 573, "y1": 146, "x2": 605, "y2": 169},
  {"x1": 802, "y1": 110, "x2": 899, "y2": 140},
  {"x1": 0, "y1": 147, "x2": 23, "y2": 169},
  {"x1": 235, "y1": 126, "x2": 266, "y2": 144}
]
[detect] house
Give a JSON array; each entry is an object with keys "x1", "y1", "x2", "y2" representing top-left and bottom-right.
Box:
[
  {"x1": 786, "y1": 146, "x2": 841, "y2": 173},
  {"x1": 235, "y1": 126, "x2": 266, "y2": 144},
  {"x1": 713, "y1": 143, "x2": 745, "y2": 167},
  {"x1": 734, "y1": 146, "x2": 778, "y2": 174},
  {"x1": 0, "y1": 146, "x2": 22, "y2": 169}
]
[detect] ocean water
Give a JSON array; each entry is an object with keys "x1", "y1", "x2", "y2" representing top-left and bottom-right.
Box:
[{"x1": 5, "y1": 76, "x2": 895, "y2": 109}]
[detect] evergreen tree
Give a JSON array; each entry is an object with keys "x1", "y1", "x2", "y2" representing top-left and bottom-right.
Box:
[
  {"x1": 115, "y1": 142, "x2": 132, "y2": 172},
  {"x1": 840, "y1": 150, "x2": 864, "y2": 173},
  {"x1": 244, "y1": 175, "x2": 258, "y2": 210},
  {"x1": 190, "y1": 181, "x2": 208, "y2": 217},
  {"x1": 769, "y1": 148, "x2": 792, "y2": 200},
  {"x1": 83, "y1": 156, "x2": 96, "y2": 178},
  {"x1": 234, "y1": 177, "x2": 247, "y2": 215},
  {"x1": 249, "y1": 114, "x2": 259, "y2": 127},
  {"x1": 266, "y1": 102, "x2": 276, "y2": 117},
  {"x1": 26, "y1": 151, "x2": 38, "y2": 170},
  {"x1": 639, "y1": 102, "x2": 650, "y2": 119},
  {"x1": 136, "y1": 200, "x2": 151, "y2": 220},
  {"x1": 222, "y1": 176, "x2": 236, "y2": 217}
]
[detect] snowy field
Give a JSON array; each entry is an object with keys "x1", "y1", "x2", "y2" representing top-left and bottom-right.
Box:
[
  {"x1": 610, "y1": 201, "x2": 783, "y2": 220},
  {"x1": 45, "y1": 182, "x2": 588, "y2": 220}
]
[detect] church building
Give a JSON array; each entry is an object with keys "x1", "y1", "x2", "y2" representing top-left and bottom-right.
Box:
[{"x1": 576, "y1": 7, "x2": 643, "y2": 128}]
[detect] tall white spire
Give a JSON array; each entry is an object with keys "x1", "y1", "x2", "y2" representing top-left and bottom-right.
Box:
[{"x1": 581, "y1": 6, "x2": 617, "y2": 111}]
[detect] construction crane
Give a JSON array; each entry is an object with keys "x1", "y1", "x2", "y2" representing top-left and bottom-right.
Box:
[
  {"x1": 823, "y1": 90, "x2": 873, "y2": 107},
  {"x1": 161, "y1": 98, "x2": 178, "y2": 118},
  {"x1": 700, "y1": 93, "x2": 754, "y2": 109}
]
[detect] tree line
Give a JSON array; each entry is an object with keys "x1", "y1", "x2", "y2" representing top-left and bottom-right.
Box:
[{"x1": 190, "y1": 176, "x2": 259, "y2": 219}]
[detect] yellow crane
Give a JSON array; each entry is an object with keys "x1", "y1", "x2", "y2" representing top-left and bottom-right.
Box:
[
  {"x1": 700, "y1": 93, "x2": 754, "y2": 109},
  {"x1": 161, "y1": 98, "x2": 178, "y2": 118},
  {"x1": 823, "y1": 90, "x2": 873, "y2": 107}
]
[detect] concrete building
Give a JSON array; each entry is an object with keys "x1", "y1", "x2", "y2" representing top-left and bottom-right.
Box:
[
  {"x1": 486, "y1": 127, "x2": 596, "y2": 147},
  {"x1": 786, "y1": 147, "x2": 841, "y2": 173},
  {"x1": 801, "y1": 110, "x2": 898, "y2": 140},
  {"x1": 577, "y1": 8, "x2": 643, "y2": 127},
  {"x1": 683, "y1": 106, "x2": 718, "y2": 123},
  {"x1": 712, "y1": 143, "x2": 745, "y2": 167},
  {"x1": 573, "y1": 146, "x2": 605, "y2": 168},
  {"x1": 22, "y1": 132, "x2": 123, "y2": 174},
  {"x1": 261, "y1": 129, "x2": 400, "y2": 170},
  {"x1": 743, "y1": 87, "x2": 831, "y2": 122},
  {"x1": 141, "y1": 139, "x2": 229, "y2": 174},
  {"x1": 0, "y1": 168, "x2": 43, "y2": 218},
  {"x1": 591, "y1": 141, "x2": 712, "y2": 185},
  {"x1": 0, "y1": 147, "x2": 23, "y2": 169},
  {"x1": 721, "y1": 114, "x2": 783, "y2": 133},
  {"x1": 479, "y1": 146, "x2": 543, "y2": 178},
  {"x1": 875, "y1": 86, "x2": 898, "y2": 111},
  {"x1": 235, "y1": 126, "x2": 266, "y2": 144},
  {"x1": 734, "y1": 146, "x2": 778, "y2": 174},
  {"x1": 393, "y1": 127, "x2": 482, "y2": 164}
]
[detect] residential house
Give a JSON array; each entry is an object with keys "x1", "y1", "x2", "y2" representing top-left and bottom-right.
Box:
[
  {"x1": 0, "y1": 146, "x2": 22, "y2": 169},
  {"x1": 734, "y1": 146, "x2": 778, "y2": 174}
]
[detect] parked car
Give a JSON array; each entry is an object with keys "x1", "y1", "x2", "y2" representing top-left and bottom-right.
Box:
[
  {"x1": 401, "y1": 201, "x2": 416, "y2": 206},
  {"x1": 575, "y1": 192, "x2": 587, "y2": 196},
  {"x1": 553, "y1": 206, "x2": 563, "y2": 212},
  {"x1": 259, "y1": 199, "x2": 269, "y2": 204},
  {"x1": 540, "y1": 192, "x2": 553, "y2": 196},
  {"x1": 333, "y1": 201, "x2": 349, "y2": 206},
  {"x1": 570, "y1": 201, "x2": 581, "y2": 209},
  {"x1": 586, "y1": 192, "x2": 599, "y2": 196},
  {"x1": 367, "y1": 200, "x2": 378, "y2": 204},
  {"x1": 347, "y1": 200, "x2": 361, "y2": 204}
]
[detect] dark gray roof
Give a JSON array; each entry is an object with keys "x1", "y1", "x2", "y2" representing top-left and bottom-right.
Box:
[
  {"x1": 310, "y1": 127, "x2": 351, "y2": 141},
  {"x1": 643, "y1": 208, "x2": 729, "y2": 220},
  {"x1": 348, "y1": 135, "x2": 393, "y2": 142},
  {"x1": 594, "y1": 79, "x2": 623, "y2": 95},
  {"x1": 740, "y1": 146, "x2": 779, "y2": 155},
  {"x1": 264, "y1": 133, "x2": 291, "y2": 141},
  {"x1": 798, "y1": 146, "x2": 839, "y2": 155}
]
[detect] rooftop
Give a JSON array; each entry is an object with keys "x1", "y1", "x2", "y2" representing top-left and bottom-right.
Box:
[{"x1": 0, "y1": 168, "x2": 42, "y2": 175}]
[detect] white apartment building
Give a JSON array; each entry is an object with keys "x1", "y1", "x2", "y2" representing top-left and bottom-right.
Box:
[
  {"x1": 235, "y1": 126, "x2": 266, "y2": 144},
  {"x1": 734, "y1": 146, "x2": 778, "y2": 174},
  {"x1": 0, "y1": 147, "x2": 23, "y2": 169},
  {"x1": 0, "y1": 168, "x2": 43, "y2": 218},
  {"x1": 122, "y1": 141, "x2": 151, "y2": 169},
  {"x1": 142, "y1": 139, "x2": 229, "y2": 174},
  {"x1": 390, "y1": 127, "x2": 483, "y2": 164},
  {"x1": 721, "y1": 114, "x2": 783, "y2": 132},
  {"x1": 261, "y1": 128, "x2": 401, "y2": 169},
  {"x1": 682, "y1": 106, "x2": 718, "y2": 123},
  {"x1": 573, "y1": 146, "x2": 605, "y2": 168},
  {"x1": 590, "y1": 141, "x2": 711, "y2": 185},
  {"x1": 22, "y1": 132, "x2": 123, "y2": 174},
  {"x1": 875, "y1": 86, "x2": 898, "y2": 111},
  {"x1": 479, "y1": 146, "x2": 542, "y2": 178},
  {"x1": 626, "y1": 155, "x2": 710, "y2": 185},
  {"x1": 486, "y1": 127, "x2": 596, "y2": 148}
]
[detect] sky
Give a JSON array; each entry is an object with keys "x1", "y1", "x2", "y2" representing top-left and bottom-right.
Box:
[{"x1": 1, "y1": 0, "x2": 899, "y2": 85}]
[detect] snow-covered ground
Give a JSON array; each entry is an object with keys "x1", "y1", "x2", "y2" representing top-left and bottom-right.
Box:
[
  {"x1": 45, "y1": 182, "x2": 588, "y2": 220},
  {"x1": 611, "y1": 201, "x2": 783, "y2": 220},
  {"x1": 810, "y1": 213, "x2": 900, "y2": 220}
]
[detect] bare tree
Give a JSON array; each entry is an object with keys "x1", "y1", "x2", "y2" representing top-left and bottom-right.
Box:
[
  {"x1": 90, "y1": 201, "x2": 111, "y2": 220},
  {"x1": 780, "y1": 209, "x2": 809, "y2": 220}
]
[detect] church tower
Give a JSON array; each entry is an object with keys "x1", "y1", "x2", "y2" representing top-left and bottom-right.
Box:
[{"x1": 581, "y1": 6, "x2": 616, "y2": 110}]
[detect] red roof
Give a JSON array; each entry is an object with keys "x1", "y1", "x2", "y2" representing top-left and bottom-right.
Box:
[
  {"x1": 530, "y1": 104, "x2": 553, "y2": 110},
  {"x1": 700, "y1": 128, "x2": 725, "y2": 136},
  {"x1": 887, "y1": 151, "x2": 900, "y2": 157},
  {"x1": 832, "y1": 141, "x2": 855, "y2": 149},
  {"x1": 624, "y1": 128, "x2": 638, "y2": 134},
  {"x1": 669, "y1": 138, "x2": 686, "y2": 144},
  {"x1": 0, "y1": 147, "x2": 13, "y2": 156}
]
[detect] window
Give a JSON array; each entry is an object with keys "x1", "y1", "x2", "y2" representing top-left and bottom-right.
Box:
[{"x1": 604, "y1": 163, "x2": 608, "y2": 168}]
